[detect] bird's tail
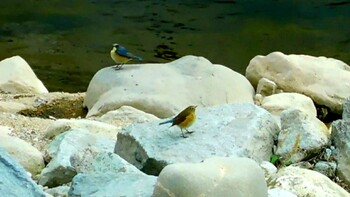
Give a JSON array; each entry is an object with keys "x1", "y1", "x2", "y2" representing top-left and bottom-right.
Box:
[
  {"x1": 133, "y1": 55, "x2": 143, "y2": 62},
  {"x1": 159, "y1": 119, "x2": 173, "y2": 125},
  {"x1": 128, "y1": 52, "x2": 143, "y2": 62}
]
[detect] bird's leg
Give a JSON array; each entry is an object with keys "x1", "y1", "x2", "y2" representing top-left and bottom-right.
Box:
[
  {"x1": 185, "y1": 128, "x2": 194, "y2": 134},
  {"x1": 181, "y1": 128, "x2": 188, "y2": 138},
  {"x1": 113, "y1": 63, "x2": 123, "y2": 70}
]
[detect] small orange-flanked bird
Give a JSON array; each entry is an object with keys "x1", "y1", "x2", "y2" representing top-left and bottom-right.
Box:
[{"x1": 159, "y1": 105, "x2": 197, "y2": 138}]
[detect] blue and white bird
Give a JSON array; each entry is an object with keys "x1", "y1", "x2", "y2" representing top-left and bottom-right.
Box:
[{"x1": 110, "y1": 43, "x2": 143, "y2": 69}]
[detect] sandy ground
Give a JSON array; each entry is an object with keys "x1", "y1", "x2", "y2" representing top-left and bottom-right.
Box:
[{"x1": 0, "y1": 92, "x2": 85, "y2": 153}]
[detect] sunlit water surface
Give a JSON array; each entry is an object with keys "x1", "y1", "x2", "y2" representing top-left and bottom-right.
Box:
[{"x1": 1, "y1": 0, "x2": 349, "y2": 92}]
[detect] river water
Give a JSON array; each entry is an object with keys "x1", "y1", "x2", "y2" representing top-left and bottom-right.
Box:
[{"x1": 1, "y1": 0, "x2": 349, "y2": 92}]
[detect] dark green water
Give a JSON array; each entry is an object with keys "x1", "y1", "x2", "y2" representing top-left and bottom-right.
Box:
[{"x1": 1, "y1": 0, "x2": 349, "y2": 92}]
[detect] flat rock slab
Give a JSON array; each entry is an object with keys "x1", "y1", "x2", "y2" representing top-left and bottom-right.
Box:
[{"x1": 115, "y1": 103, "x2": 279, "y2": 175}]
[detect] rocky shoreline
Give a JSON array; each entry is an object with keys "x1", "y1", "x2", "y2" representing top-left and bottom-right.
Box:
[{"x1": 0, "y1": 54, "x2": 349, "y2": 197}]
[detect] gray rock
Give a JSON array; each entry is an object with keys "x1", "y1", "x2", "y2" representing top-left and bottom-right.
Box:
[
  {"x1": 343, "y1": 97, "x2": 350, "y2": 119},
  {"x1": 38, "y1": 129, "x2": 115, "y2": 187},
  {"x1": 84, "y1": 55, "x2": 255, "y2": 117},
  {"x1": 322, "y1": 146, "x2": 336, "y2": 161},
  {"x1": 115, "y1": 103, "x2": 279, "y2": 175},
  {"x1": 246, "y1": 51, "x2": 350, "y2": 114},
  {"x1": 256, "y1": 77, "x2": 277, "y2": 97},
  {"x1": 331, "y1": 120, "x2": 350, "y2": 186},
  {"x1": 153, "y1": 156, "x2": 268, "y2": 197},
  {"x1": 45, "y1": 186, "x2": 70, "y2": 197},
  {"x1": 0, "y1": 147, "x2": 46, "y2": 197},
  {"x1": 69, "y1": 152, "x2": 157, "y2": 197},
  {"x1": 269, "y1": 166, "x2": 350, "y2": 197},
  {"x1": 276, "y1": 109, "x2": 330, "y2": 164},
  {"x1": 314, "y1": 161, "x2": 337, "y2": 178}
]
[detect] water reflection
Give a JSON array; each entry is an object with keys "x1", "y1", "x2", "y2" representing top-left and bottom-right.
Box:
[{"x1": 0, "y1": 0, "x2": 349, "y2": 92}]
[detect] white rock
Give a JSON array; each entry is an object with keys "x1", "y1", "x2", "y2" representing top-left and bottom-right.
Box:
[
  {"x1": 45, "y1": 186, "x2": 70, "y2": 197},
  {"x1": 0, "y1": 130, "x2": 45, "y2": 175},
  {"x1": 254, "y1": 93, "x2": 264, "y2": 106},
  {"x1": 0, "y1": 125, "x2": 12, "y2": 135},
  {"x1": 276, "y1": 109, "x2": 330, "y2": 164},
  {"x1": 256, "y1": 78, "x2": 277, "y2": 96},
  {"x1": 0, "y1": 101, "x2": 27, "y2": 113},
  {"x1": 269, "y1": 166, "x2": 350, "y2": 197},
  {"x1": 246, "y1": 51, "x2": 350, "y2": 114},
  {"x1": 95, "y1": 105, "x2": 159, "y2": 127},
  {"x1": 267, "y1": 188, "x2": 298, "y2": 197},
  {"x1": 262, "y1": 93, "x2": 317, "y2": 117},
  {"x1": 84, "y1": 55, "x2": 254, "y2": 117},
  {"x1": 44, "y1": 118, "x2": 119, "y2": 140},
  {"x1": 261, "y1": 93, "x2": 317, "y2": 125},
  {"x1": 268, "y1": 188, "x2": 297, "y2": 197},
  {"x1": 260, "y1": 161, "x2": 277, "y2": 180},
  {"x1": 153, "y1": 156, "x2": 268, "y2": 197},
  {"x1": 0, "y1": 56, "x2": 48, "y2": 94}
]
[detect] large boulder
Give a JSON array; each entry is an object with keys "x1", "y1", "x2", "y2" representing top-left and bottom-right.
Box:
[
  {"x1": 38, "y1": 129, "x2": 115, "y2": 187},
  {"x1": 0, "y1": 128, "x2": 45, "y2": 176},
  {"x1": 0, "y1": 147, "x2": 47, "y2": 197},
  {"x1": 276, "y1": 109, "x2": 330, "y2": 164},
  {"x1": 115, "y1": 103, "x2": 279, "y2": 175},
  {"x1": 260, "y1": 93, "x2": 317, "y2": 126},
  {"x1": 84, "y1": 55, "x2": 255, "y2": 117},
  {"x1": 153, "y1": 156, "x2": 268, "y2": 197},
  {"x1": 268, "y1": 166, "x2": 350, "y2": 197},
  {"x1": 69, "y1": 152, "x2": 157, "y2": 197},
  {"x1": 261, "y1": 93, "x2": 317, "y2": 118},
  {"x1": 246, "y1": 51, "x2": 350, "y2": 114},
  {"x1": 0, "y1": 56, "x2": 48, "y2": 94}
]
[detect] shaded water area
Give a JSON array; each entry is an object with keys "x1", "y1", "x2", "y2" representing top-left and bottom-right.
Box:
[{"x1": 1, "y1": 0, "x2": 349, "y2": 92}]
